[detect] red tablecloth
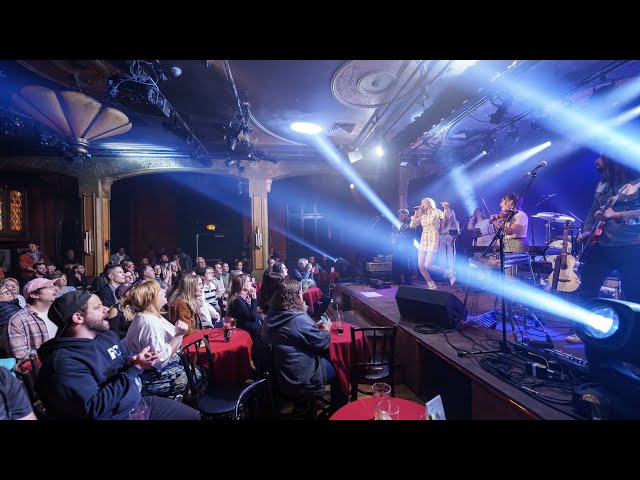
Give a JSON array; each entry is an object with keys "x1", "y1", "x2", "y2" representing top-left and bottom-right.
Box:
[
  {"x1": 182, "y1": 328, "x2": 253, "y2": 385},
  {"x1": 330, "y1": 397, "x2": 426, "y2": 420},
  {"x1": 328, "y1": 321, "x2": 371, "y2": 396},
  {"x1": 304, "y1": 286, "x2": 323, "y2": 313}
]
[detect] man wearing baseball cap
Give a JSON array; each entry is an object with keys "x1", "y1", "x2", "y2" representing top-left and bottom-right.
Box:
[
  {"x1": 3, "y1": 278, "x2": 58, "y2": 360},
  {"x1": 35, "y1": 291, "x2": 201, "y2": 420}
]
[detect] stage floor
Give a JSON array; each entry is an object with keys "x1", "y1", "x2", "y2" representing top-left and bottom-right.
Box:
[{"x1": 333, "y1": 279, "x2": 590, "y2": 419}]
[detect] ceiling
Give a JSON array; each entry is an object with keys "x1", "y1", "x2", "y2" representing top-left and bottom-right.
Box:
[{"x1": 2, "y1": 59, "x2": 640, "y2": 172}]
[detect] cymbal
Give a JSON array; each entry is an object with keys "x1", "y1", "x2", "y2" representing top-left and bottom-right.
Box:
[{"x1": 532, "y1": 211, "x2": 576, "y2": 223}]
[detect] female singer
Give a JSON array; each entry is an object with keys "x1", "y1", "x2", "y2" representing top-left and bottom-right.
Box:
[{"x1": 410, "y1": 197, "x2": 456, "y2": 290}]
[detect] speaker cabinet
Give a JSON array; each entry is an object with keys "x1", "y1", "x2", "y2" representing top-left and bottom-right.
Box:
[{"x1": 395, "y1": 286, "x2": 467, "y2": 329}]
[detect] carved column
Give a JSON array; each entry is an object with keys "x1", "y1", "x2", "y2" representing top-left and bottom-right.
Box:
[
  {"x1": 78, "y1": 176, "x2": 113, "y2": 278},
  {"x1": 247, "y1": 178, "x2": 271, "y2": 280}
]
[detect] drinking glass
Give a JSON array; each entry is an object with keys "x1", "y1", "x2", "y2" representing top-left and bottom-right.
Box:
[
  {"x1": 374, "y1": 399, "x2": 400, "y2": 420},
  {"x1": 229, "y1": 317, "x2": 237, "y2": 334},
  {"x1": 371, "y1": 382, "x2": 391, "y2": 398},
  {"x1": 335, "y1": 305, "x2": 343, "y2": 335}
]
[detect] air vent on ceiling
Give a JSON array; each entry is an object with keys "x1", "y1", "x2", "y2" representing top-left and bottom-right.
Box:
[{"x1": 327, "y1": 121, "x2": 357, "y2": 135}]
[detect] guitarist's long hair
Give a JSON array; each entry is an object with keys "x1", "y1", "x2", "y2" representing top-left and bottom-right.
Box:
[{"x1": 602, "y1": 155, "x2": 640, "y2": 189}]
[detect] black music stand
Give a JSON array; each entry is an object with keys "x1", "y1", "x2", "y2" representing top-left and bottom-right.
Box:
[{"x1": 459, "y1": 170, "x2": 542, "y2": 356}]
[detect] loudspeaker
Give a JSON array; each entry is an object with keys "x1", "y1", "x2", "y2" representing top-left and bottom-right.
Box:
[{"x1": 395, "y1": 286, "x2": 467, "y2": 329}]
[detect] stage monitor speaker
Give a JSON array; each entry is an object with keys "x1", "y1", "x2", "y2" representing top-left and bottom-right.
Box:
[{"x1": 395, "y1": 286, "x2": 467, "y2": 329}]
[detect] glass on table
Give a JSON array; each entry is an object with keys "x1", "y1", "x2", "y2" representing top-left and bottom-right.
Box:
[
  {"x1": 334, "y1": 304, "x2": 343, "y2": 335},
  {"x1": 371, "y1": 382, "x2": 391, "y2": 398},
  {"x1": 374, "y1": 399, "x2": 400, "y2": 420}
]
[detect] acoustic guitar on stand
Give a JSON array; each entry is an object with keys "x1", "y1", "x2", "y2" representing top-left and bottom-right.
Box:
[{"x1": 548, "y1": 220, "x2": 580, "y2": 292}]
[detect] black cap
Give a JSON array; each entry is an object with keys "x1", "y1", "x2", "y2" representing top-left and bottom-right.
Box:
[{"x1": 48, "y1": 290, "x2": 93, "y2": 337}]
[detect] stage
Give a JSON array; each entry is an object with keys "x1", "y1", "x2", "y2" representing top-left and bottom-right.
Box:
[{"x1": 333, "y1": 280, "x2": 591, "y2": 420}]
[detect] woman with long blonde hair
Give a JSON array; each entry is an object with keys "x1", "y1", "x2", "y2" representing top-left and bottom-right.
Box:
[
  {"x1": 168, "y1": 274, "x2": 204, "y2": 336},
  {"x1": 121, "y1": 280, "x2": 189, "y2": 398},
  {"x1": 409, "y1": 197, "x2": 456, "y2": 290}
]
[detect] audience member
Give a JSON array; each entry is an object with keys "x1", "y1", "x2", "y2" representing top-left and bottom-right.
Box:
[
  {"x1": 36, "y1": 291, "x2": 200, "y2": 420},
  {"x1": 168, "y1": 275, "x2": 204, "y2": 337},
  {"x1": 109, "y1": 247, "x2": 130, "y2": 265},
  {"x1": 67, "y1": 264, "x2": 88, "y2": 291},
  {"x1": 51, "y1": 272, "x2": 77, "y2": 298},
  {"x1": 227, "y1": 274, "x2": 262, "y2": 339},
  {"x1": 261, "y1": 280, "x2": 344, "y2": 405},
  {"x1": 122, "y1": 281, "x2": 189, "y2": 398},
  {"x1": 18, "y1": 241, "x2": 47, "y2": 281},
  {"x1": 3, "y1": 278, "x2": 58, "y2": 360},
  {"x1": 2, "y1": 278, "x2": 26, "y2": 308}
]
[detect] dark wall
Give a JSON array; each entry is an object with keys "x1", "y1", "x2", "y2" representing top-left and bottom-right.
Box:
[
  {"x1": 111, "y1": 172, "x2": 248, "y2": 263},
  {"x1": 0, "y1": 171, "x2": 80, "y2": 275},
  {"x1": 271, "y1": 168, "x2": 398, "y2": 268}
]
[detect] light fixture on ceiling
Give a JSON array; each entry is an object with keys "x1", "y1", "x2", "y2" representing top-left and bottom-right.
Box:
[
  {"x1": 290, "y1": 121, "x2": 322, "y2": 135},
  {"x1": 489, "y1": 94, "x2": 513, "y2": 125},
  {"x1": 11, "y1": 85, "x2": 131, "y2": 159}
]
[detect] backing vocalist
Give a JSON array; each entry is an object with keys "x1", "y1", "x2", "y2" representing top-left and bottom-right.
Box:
[{"x1": 409, "y1": 198, "x2": 456, "y2": 290}]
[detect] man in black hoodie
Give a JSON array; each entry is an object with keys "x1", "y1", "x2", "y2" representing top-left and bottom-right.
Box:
[{"x1": 36, "y1": 290, "x2": 200, "y2": 420}]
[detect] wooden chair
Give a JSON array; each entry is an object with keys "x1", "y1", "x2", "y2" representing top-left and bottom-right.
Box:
[
  {"x1": 178, "y1": 334, "x2": 247, "y2": 419},
  {"x1": 349, "y1": 325, "x2": 397, "y2": 402},
  {"x1": 233, "y1": 372, "x2": 276, "y2": 420}
]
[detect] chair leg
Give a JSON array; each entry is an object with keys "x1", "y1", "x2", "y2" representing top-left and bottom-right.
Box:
[{"x1": 351, "y1": 375, "x2": 359, "y2": 402}]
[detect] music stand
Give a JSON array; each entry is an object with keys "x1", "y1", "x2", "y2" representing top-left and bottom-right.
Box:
[{"x1": 459, "y1": 170, "x2": 541, "y2": 356}]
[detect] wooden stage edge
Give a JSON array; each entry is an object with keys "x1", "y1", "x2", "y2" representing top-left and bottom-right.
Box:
[{"x1": 333, "y1": 282, "x2": 578, "y2": 420}]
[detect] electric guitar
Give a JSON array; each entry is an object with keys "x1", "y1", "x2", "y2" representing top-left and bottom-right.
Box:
[
  {"x1": 577, "y1": 192, "x2": 620, "y2": 266},
  {"x1": 548, "y1": 220, "x2": 580, "y2": 292}
]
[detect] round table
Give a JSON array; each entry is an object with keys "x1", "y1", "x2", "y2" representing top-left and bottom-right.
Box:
[
  {"x1": 182, "y1": 328, "x2": 253, "y2": 384},
  {"x1": 330, "y1": 397, "x2": 426, "y2": 420},
  {"x1": 328, "y1": 322, "x2": 371, "y2": 396}
]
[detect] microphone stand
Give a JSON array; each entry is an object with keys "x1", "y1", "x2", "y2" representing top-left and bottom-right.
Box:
[{"x1": 459, "y1": 170, "x2": 541, "y2": 357}]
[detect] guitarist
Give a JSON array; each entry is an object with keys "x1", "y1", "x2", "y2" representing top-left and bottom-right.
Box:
[{"x1": 567, "y1": 154, "x2": 640, "y2": 343}]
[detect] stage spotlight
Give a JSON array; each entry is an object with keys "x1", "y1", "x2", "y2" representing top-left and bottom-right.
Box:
[
  {"x1": 576, "y1": 298, "x2": 640, "y2": 419},
  {"x1": 349, "y1": 183, "x2": 355, "y2": 189}
]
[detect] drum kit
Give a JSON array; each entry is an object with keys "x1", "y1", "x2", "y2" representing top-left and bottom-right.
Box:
[{"x1": 531, "y1": 211, "x2": 581, "y2": 256}]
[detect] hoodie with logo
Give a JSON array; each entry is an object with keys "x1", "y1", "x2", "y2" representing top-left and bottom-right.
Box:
[{"x1": 36, "y1": 330, "x2": 143, "y2": 420}]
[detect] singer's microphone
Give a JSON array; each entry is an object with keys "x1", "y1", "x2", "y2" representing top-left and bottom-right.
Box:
[
  {"x1": 413, "y1": 205, "x2": 421, "y2": 209},
  {"x1": 526, "y1": 160, "x2": 547, "y2": 176}
]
